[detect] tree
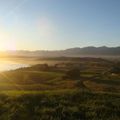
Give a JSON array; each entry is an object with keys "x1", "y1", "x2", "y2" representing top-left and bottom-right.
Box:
[
  {"x1": 65, "y1": 68, "x2": 80, "y2": 79},
  {"x1": 111, "y1": 66, "x2": 120, "y2": 74}
]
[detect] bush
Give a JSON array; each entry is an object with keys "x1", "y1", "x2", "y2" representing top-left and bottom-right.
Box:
[
  {"x1": 110, "y1": 63, "x2": 120, "y2": 74},
  {"x1": 65, "y1": 68, "x2": 80, "y2": 79}
]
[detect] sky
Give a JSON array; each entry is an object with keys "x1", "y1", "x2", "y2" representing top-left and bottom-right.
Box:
[{"x1": 0, "y1": 0, "x2": 120, "y2": 50}]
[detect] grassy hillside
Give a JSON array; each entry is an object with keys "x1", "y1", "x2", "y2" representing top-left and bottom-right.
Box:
[
  {"x1": 0, "y1": 57, "x2": 119, "y2": 119},
  {"x1": 0, "y1": 91, "x2": 119, "y2": 120}
]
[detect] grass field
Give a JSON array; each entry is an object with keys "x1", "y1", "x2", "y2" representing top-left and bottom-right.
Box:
[{"x1": 0, "y1": 57, "x2": 119, "y2": 120}]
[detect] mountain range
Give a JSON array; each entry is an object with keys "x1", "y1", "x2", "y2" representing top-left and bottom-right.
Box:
[{"x1": 1, "y1": 46, "x2": 120, "y2": 57}]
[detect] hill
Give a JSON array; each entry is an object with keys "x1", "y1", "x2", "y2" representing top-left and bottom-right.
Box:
[
  {"x1": 0, "y1": 57, "x2": 119, "y2": 119},
  {"x1": 2, "y1": 46, "x2": 120, "y2": 57}
]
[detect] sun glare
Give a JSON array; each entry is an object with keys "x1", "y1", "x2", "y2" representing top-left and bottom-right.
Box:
[{"x1": 0, "y1": 41, "x2": 16, "y2": 51}]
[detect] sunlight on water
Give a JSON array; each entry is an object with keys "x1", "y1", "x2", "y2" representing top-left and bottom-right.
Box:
[{"x1": 0, "y1": 60, "x2": 28, "y2": 71}]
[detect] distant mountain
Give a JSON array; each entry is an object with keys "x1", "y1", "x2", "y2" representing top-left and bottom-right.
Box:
[
  {"x1": 64, "y1": 46, "x2": 120, "y2": 56},
  {"x1": 1, "y1": 46, "x2": 120, "y2": 57}
]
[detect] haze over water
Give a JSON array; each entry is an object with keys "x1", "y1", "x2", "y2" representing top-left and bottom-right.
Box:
[{"x1": 0, "y1": 60, "x2": 28, "y2": 71}]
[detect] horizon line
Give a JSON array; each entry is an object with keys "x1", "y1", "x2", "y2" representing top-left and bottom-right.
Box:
[{"x1": 0, "y1": 45, "x2": 120, "y2": 52}]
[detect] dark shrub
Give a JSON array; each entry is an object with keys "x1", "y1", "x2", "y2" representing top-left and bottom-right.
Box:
[
  {"x1": 65, "y1": 68, "x2": 80, "y2": 79},
  {"x1": 110, "y1": 63, "x2": 120, "y2": 74}
]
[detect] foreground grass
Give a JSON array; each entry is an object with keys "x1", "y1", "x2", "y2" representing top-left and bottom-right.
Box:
[
  {"x1": 0, "y1": 89, "x2": 77, "y2": 96},
  {"x1": 0, "y1": 91, "x2": 119, "y2": 120}
]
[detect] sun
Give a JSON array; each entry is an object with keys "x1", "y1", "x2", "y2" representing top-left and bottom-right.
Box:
[
  {"x1": 0, "y1": 26, "x2": 17, "y2": 51},
  {"x1": 0, "y1": 41, "x2": 16, "y2": 51}
]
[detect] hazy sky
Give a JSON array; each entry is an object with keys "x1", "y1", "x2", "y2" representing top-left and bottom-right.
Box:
[{"x1": 0, "y1": 0, "x2": 120, "y2": 50}]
